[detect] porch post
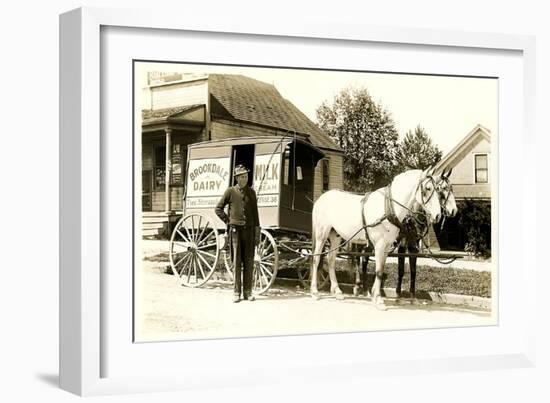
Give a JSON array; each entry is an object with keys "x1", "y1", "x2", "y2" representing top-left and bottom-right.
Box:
[{"x1": 165, "y1": 128, "x2": 172, "y2": 212}]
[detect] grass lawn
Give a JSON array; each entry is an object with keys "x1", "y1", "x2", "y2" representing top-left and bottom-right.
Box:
[{"x1": 145, "y1": 252, "x2": 492, "y2": 298}]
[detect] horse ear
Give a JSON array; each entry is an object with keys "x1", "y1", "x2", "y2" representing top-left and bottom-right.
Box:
[
  {"x1": 441, "y1": 167, "x2": 448, "y2": 178},
  {"x1": 446, "y1": 167, "x2": 453, "y2": 178}
]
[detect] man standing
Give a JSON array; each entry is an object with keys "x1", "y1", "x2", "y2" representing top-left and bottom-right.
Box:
[{"x1": 215, "y1": 164, "x2": 261, "y2": 303}]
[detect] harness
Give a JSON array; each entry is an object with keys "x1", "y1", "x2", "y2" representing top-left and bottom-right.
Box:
[
  {"x1": 360, "y1": 185, "x2": 405, "y2": 247},
  {"x1": 360, "y1": 176, "x2": 436, "y2": 248}
]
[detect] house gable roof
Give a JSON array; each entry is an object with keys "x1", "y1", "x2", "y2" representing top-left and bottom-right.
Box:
[
  {"x1": 208, "y1": 74, "x2": 342, "y2": 152},
  {"x1": 435, "y1": 124, "x2": 491, "y2": 172}
]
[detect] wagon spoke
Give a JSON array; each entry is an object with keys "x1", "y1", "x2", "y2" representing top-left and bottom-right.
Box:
[
  {"x1": 259, "y1": 263, "x2": 271, "y2": 279},
  {"x1": 260, "y1": 245, "x2": 273, "y2": 259},
  {"x1": 261, "y1": 252, "x2": 274, "y2": 261},
  {"x1": 176, "y1": 229, "x2": 192, "y2": 243},
  {"x1": 183, "y1": 219, "x2": 194, "y2": 244},
  {"x1": 186, "y1": 255, "x2": 194, "y2": 283},
  {"x1": 196, "y1": 216, "x2": 207, "y2": 243},
  {"x1": 173, "y1": 252, "x2": 191, "y2": 270},
  {"x1": 261, "y1": 260, "x2": 274, "y2": 267},
  {"x1": 195, "y1": 254, "x2": 206, "y2": 280},
  {"x1": 191, "y1": 215, "x2": 196, "y2": 242},
  {"x1": 196, "y1": 250, "x2": 215, "y2": 273},
  {"x1": 178, "y1": 253, "x2": 193, "y2": 278},
  {"x1": 197, "y1": 242, "x2": 217, "y2": 250},
  {"x1": 255, "y1": 268, "x2": 263, "y2": 289},
  {"x1": 197, "y1": 230, "x2": 215, "y2": 247},
  {"x1": 259, "y1": 237, "x2": 268, "y2": 253},
  {"x1": 197, "y1": 249, "x2": 216, "y2": 260},
  {"x1": 259, "y1": 264, "x2": 272, "y2": 285},
  {"x1": 258, "y1": 265, "x2": 270, "y2": 286}
]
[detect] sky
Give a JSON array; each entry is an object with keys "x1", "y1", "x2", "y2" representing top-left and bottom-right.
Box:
[{"x1": 137, "y1": 62, "x2": 498, "y2": 154}]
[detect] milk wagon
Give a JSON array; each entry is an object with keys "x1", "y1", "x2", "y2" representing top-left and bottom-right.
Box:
[{"x1": 168, "y1": 135, "x2": 330, "y2": 295}]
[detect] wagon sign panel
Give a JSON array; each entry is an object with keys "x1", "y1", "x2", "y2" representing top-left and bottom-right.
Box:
[
  {"x1": 254, "y1": 153, "x2": 281, "y2": 207},
  {"x1": 185, "y1": 157, "x2": 231, "y2": 209}
]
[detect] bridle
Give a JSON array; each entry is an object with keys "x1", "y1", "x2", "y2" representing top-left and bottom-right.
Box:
[
  {"x1": 435, "y1": 175, "x2": 454, "y2": 217},
  {"x1": 418, "y1": 175, "x2": 437, "y2": 206}
]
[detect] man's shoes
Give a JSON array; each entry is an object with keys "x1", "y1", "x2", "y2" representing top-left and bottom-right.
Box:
[
  {"x1": 233, "y1": 295, "x2": 240, "y2": 303},
  {"x1": 244, "y1": 294, "x2": 255, "y2": 302}
]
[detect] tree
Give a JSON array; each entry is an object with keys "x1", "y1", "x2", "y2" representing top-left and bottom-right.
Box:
[
  {"x1": 316, "y1": 87, "x2": 399, "y2": 192},
  {"x1": 395, "y1": 125, "x2": 443, "y2": 172}
]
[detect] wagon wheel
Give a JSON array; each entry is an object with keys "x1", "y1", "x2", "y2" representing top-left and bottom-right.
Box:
[
  {"x1": 253, "y1": 230, "x2": 279, "y2": 295},
  {"x1": 169, "y1": 213, "x2": 220, "y2": 287},
  {"x1": 297, "y1": 240, "x2": 330, "y2": 290},
  {"x1": 222, "y1": 229, "x2": 279, "y2": 295}
]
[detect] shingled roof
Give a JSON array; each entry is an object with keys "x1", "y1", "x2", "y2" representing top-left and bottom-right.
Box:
[{"x1": 208, "y1": 74, "x2": 342, "y2": 152}]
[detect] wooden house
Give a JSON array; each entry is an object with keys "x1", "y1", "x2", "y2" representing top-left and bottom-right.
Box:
[
  {"x1": 141, "y1": 73, "x2": 344, "y2": 237},
  {"x1": 434, "y1": 125, "x2": 492, "y2": 251}
]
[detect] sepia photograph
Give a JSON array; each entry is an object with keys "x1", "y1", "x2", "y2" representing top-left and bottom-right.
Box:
[{"x1": 133, "y1": 61, "x2": 498, "y2": 342}]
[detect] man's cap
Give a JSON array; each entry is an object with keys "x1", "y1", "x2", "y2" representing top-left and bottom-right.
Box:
[{"x1": 233, "y1": 164, "x2": 250, "y2": 177}]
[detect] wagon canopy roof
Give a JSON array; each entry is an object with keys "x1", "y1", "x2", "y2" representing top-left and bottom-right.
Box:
[{"x1": 209, "y1": 74, "x2": 342, "y2": 153}]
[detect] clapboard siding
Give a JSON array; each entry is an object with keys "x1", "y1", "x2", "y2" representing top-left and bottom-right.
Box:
[
  {"x1": 449, "y1": 137, "x2": 491, "y2": 184},
  {"x1": 211, "y1": 119, "x2": 291, "y2": 140},
  {"x1": 151, "y1": 80, "x2": 208, "y2": 110}
]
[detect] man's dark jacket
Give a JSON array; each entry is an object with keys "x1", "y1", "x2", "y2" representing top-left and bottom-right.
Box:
[{"x1": 215, "y1": 185, "x2": 260, "y2": 228}]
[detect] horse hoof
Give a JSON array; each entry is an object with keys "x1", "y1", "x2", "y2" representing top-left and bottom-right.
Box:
[
  {"x1": 375, "y1": 303, "x2": 388, "y2": 311},
  {"x1": 353, "y1": 286, "x2": 359, "y2": 296},
  {"x1": 311, "y1": 293, "x2": 320, "y2": 301},
  {"x1": 410, "y1": 298, "x2": 419, "y2": 305},
  {"x1": 335, "y1": 293, "x2": 345, "y2": 300}
]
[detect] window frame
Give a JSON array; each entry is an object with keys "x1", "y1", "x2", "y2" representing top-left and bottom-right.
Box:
[{"x1": 474, "y1": 153, "x2": 489, "y2": 184}]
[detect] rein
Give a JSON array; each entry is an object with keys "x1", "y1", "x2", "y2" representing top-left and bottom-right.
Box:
[{"x1": 285, "y1": 174, "x2": 448, "y2": 259}]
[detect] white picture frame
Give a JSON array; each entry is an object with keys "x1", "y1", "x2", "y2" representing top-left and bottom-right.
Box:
[{"x1": 60, "y1": 7, "x2": 537, "y2": 396}]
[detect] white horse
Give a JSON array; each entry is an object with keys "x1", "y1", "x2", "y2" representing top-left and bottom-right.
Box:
[{"x1": 310, "y1": 168, "x2": 442, "y2": 310}]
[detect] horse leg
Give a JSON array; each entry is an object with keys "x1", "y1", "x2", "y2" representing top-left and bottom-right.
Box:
[
  {"x1": 328, "y1": 232, "x2": 344, "y2": 300},
  {"x1": 409, "y1": 243, "x2": 419, "y2": 304},
  {"x1": 310, "y1": 229, "x2": 328, "y2": 300},
  {"x1": 362, "y1": 255, "x2": 370, "y2": 298},
  {"x1": 371, "y1": 244, "x2": 388, "y2": 310},
  {"x1": 396, "y1": 244, "x2": 406, "y2": 299},
  {"x1": 352, "y1": 252, "x2": 361, "y2": 296}
]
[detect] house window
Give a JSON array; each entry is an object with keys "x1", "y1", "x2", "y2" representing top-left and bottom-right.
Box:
[
  {"x1": 154, "y1": 146, "x2": 166, "y2": 188},
  {"x1": 322, "y1": 159, "x2": 330, "y2": 191},
  {"x1": 154, "y1": 144, "x2": 186, "y2": 189},
  {"x1": 475, "y1": 154, "x2": 488, "y2": 183},
  {"x1": 171, "y1": 144, "x2": 186, "y2": 187}
]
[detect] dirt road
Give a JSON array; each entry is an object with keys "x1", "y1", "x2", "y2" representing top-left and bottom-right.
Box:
[{"x1": 135, "y1": 259, "x2": 493, "y2": 342}]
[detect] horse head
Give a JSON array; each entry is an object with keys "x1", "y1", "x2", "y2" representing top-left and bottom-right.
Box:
[
  {"x1": 436, "y1": 167, "x2": 458, "y2": 217},
  {"x1": 415, "y1": 167, "x2": 442, "y2": 223}
]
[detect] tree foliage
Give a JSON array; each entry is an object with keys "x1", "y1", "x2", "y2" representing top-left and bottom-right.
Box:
[
  {"x1": 458, "y1": 199, "x2": 491, "y2": 258},
  {"x1": 395, "y1": 125, "x2": 443, "y2": 173},
  {"x1": 316, "y1": 87, "x2": 399, "y2": 192}
]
